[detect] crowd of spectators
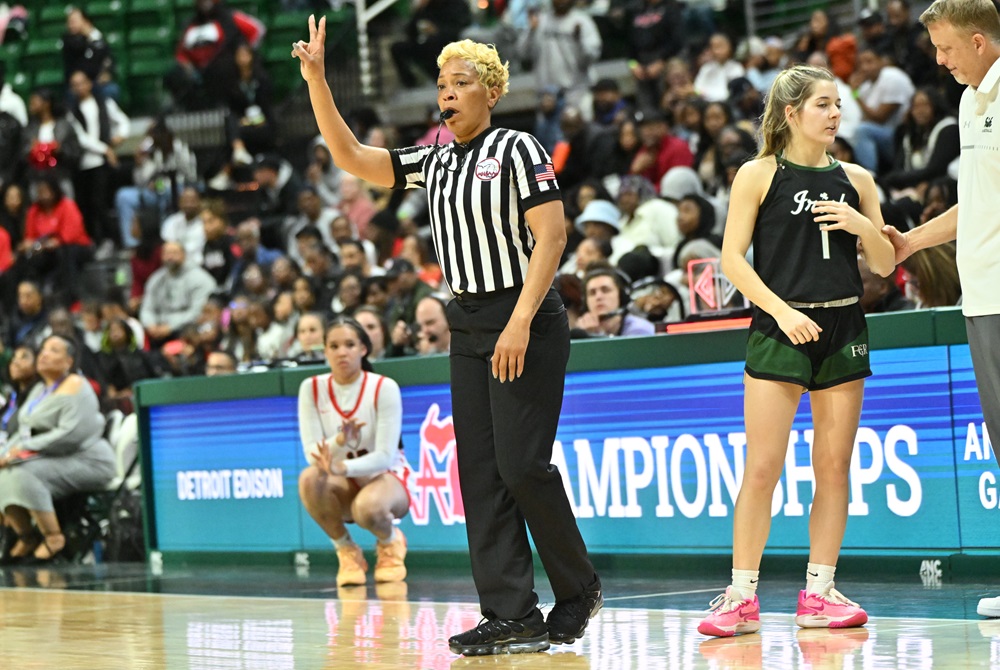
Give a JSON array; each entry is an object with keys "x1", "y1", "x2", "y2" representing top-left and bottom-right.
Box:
[{"x1": 0, "y1": 0, "x2": 966, "y2": 418}]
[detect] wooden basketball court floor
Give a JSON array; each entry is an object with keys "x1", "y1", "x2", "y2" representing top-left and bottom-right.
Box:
[{"x1": 1, "y1": 561, "x2": 999, "y2": 669}]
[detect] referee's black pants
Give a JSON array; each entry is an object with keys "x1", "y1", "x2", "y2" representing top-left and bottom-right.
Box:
[{"x1": 447, "y1": 287, "x2": 596, "y2": 620}]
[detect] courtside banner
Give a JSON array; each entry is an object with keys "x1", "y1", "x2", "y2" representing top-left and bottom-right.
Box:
[
  {"x1": 148, "y1": 345, "x2": 985, "y2": 553},
  {"x1": 950, "y1": 345, "x2": 1000, "y2": 549}
]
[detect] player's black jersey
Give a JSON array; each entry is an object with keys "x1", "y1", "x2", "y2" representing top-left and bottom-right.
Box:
[{"x1": 752, "y1": 155, "x2": 864, "y2": 303}]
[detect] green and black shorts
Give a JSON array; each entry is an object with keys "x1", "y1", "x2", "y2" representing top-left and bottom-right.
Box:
[{"x1": 745, "y1": 302, "x2": 872, "y2": 391}]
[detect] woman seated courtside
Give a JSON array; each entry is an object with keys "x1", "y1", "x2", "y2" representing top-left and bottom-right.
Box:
[
  {"x1": 297, "y1": 316, "x2": 411, "y2": 587},
  {"x1": 0, "y1": 335, "x2": 116, "y2": 563}
]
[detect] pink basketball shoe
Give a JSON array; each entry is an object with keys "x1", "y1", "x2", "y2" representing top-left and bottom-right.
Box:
[
  {"x1": 795, "y1": 582, "x2": 868, "y2": 628},
  {"x1": 697, "y1": 586, "x2": 762, "y2": 637}
]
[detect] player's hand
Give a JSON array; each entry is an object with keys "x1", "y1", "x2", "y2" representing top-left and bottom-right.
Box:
[
  {"x1": 292, "y1": 15, "x2": 327, "y2": 84},
  {"x1": 312, "y1": 440, "x2": 332, "y2": 472},
  {"x1": 312, "y1": 441, "x2": 347, "y2": 476},
  {"x1": 881, "y1": 224, "x2": 913, "y2": 265},
  {"x1": 776, "y1": 307, "x2": 822, "y2": 345},
  {"x1": 340, "y1": 418, "x2": 367, "y2": 445},
  {"x1": 492, "y1": 321, "x2": 529, "y2": 383},
  {"x1": 813, "y1": 200, "x2": 870, "y2": 237}
]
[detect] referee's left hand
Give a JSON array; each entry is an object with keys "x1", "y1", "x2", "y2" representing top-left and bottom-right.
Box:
[{"x1": 492, "y1": 324, "x2": 529, "y2": 383}]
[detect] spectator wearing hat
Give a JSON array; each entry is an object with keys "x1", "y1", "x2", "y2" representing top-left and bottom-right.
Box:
[
  {"x1": 630, "y1": 109, "x2": 694, "y2": 192},
  {"x1": 517, "y1": 0, "x2": 602, "y2": 118},
  {"x1": 562, "y1": 199, "x2": 621, "y2": 276},
  {"x1": 694, "y1": 33, "x2": 746, "y2": 103},
  {"x1": 858, "y1": 8, "x2": 892, "y2": 52},
  {"x1": 591, "y1": 78, "x2": 631, "y2": 127},
  {"x1": 253, "y1": 153, "x2": 304, "y2": 248}
]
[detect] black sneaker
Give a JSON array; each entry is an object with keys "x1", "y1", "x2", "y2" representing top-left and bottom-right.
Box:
[
  {"x1": 546, "y1": 575, "x2": 603, "y2": 644},
  {"x1": 448, "y1": 608, "x2": 550, "y2": 656}
]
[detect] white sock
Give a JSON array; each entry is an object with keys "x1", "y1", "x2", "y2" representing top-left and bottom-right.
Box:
[
  {"x1": 731, "y1": 569, "x2": 760, "y2": 600},
  {"x1": 331, "y1": 532, "x2": 353, "y2": 550},
  {"x1": 806, "y1": 562, "x2": 836, "y2": 594},
  {"x1": 377, "y1": 527, "x2": 398, "y2": 546}
]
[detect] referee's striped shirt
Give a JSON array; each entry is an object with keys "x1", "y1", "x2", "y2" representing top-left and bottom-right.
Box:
[{"x1": 389, "y1": 127, "x2": 561, "y2": 294}]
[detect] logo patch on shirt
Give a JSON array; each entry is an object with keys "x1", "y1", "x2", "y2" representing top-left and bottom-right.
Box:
[
  {"x1": 533, "y1": 163, "x2": 556, "y2": 182},
  {"x1": 475, "y1": 157, "x2": 501, "y2": 180},
  {"x1": 986, "y1": 116, "x2": 994, "y2": 132}
]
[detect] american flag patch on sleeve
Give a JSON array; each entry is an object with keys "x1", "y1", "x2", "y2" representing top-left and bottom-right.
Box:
[{"x1": 533, "y1": 163, "x2": 556, "y2": 182}]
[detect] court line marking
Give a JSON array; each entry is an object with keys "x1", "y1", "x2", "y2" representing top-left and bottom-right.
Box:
[
  {"x1": 603, "y1": 587, "x2": 721, "y2": 601},
  {"x1": 0, "y1": 584, "x2": 994, "y2": 628}
]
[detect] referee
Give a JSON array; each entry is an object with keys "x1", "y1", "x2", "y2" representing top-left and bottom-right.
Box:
[{"x1": 295, "y1": 19, "x2": 601, "y2": 657}]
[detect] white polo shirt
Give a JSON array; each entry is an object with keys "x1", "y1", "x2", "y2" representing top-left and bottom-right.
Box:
[{"x1": 957, "y1": 56, "x2": 1000, "y2": 316}]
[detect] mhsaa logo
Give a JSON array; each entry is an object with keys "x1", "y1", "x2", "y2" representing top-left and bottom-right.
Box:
[
  {"x1": 475, "y1": 157, "x2": 501, "y2": 180},
  {"x1": 410, "y1": 403, "x2": 465, "y2": 525}
]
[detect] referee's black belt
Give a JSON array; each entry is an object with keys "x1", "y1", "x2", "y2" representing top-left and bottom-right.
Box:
[{"x1": 454, "y1": 285, "x2": 523, "y2": 303}]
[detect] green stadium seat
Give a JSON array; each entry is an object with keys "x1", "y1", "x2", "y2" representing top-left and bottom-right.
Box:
[
  {"x1": 126, "y1": 25, "x2": 175, "y2": 60},
  {"x1": 37, "y1": 5, "x2": 69, "y2": 26},
  {"x1": 227, "y1": 0, "x2": 260, "y2": 15},
  {"x1": 127, "y1": 0, "x2": 173, "y2": 29},
  {"x1": 86, "y1": 0, "x2": 127, "y2": 33},
  {"x1": 33, "y1": 68, "x2": 64, "y2": 88},
  {"x1": 128, "y1": 57, "x2": 171, "y2": 79},
  {"x1": 0, "y1": 41, "x2": 22, "y2": 68},
  {"x1": 127, "y1": 57, "x2": 172, "y2": 114},
  {"x1": 9, "y1": 71, "x2": 30, "y2": 98},
  {"x1": 22, "y1": 37, "x2": 63, "y2": 71}
]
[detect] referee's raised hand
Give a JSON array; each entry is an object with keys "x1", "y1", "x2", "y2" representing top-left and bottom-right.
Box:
[{"x1": 292, "y1": 15, "x2": 327, "y2": 84}]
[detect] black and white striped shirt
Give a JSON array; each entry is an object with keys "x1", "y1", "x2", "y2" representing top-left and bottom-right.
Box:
[{"x1": 390, "y1": 127, "x2": 561, "y2": 294}]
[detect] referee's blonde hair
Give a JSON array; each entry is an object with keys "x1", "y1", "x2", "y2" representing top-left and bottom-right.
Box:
[
  {"x1": 757, "y1": 64, "x2": 835, "y2": 159},
  {"x1": 920, "y1": 0, "x2": 1000, "y2": 42},
  {"x1": 437, "y1": 40, "x2": 510, "y2": 98}
]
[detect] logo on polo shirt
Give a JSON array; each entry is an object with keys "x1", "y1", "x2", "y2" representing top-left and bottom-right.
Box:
[
  {"x1": 475, "y1": 157, "x2": 501, "y2": 180},
  {"x1": 986, "y1": 117, "x2": 994, "y2": 132}
]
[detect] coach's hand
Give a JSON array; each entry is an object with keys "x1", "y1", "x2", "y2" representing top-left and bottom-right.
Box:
[{"x1": 881, "y1": 224, "x2": 913, "y2": 265}]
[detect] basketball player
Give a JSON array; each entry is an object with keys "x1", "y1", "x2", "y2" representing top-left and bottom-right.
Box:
[
  {"x1": 698, "y1": 65, "x2": 895, "y2": 637},
  {"x1": 297, "y1": 317, "x2": 410, "y2": 588}
]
